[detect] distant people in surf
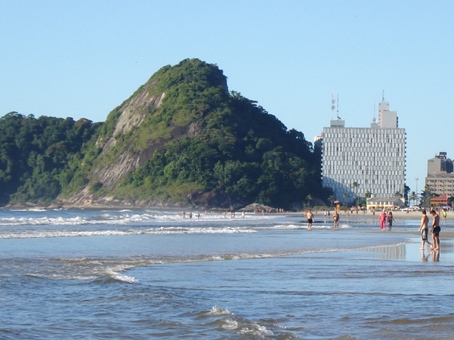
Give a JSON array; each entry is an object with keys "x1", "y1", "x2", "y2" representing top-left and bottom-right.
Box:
[
  {"x1": 306, "y1": 209, "x2": 314, "y2": 230},
  {"x1": 430, "y1": 209, "x2": 441, "y2": 251},
  {"x1": 418, "y1": 209, "x2": 432, "y2": 251},
  {"x1": 333, "y1": 210, "x2": 339, "y2": 229},
  {"x1": 387, "y1": 211, "x2": 394, "y2": 231},
  {"x1": 379, "y1": 210, "x2": 387, "y2": 231}
]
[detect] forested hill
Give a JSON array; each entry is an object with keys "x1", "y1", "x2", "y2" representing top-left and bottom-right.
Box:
[
  {"x1": 1, "y1": 58, "x2": 330, "y2": 209},
  {"x1": 0, "y1": 114, "x2": 100, "y2": 205}
]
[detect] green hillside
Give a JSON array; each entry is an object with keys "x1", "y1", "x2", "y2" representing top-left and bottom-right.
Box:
[
  {"x1": 0, "y1": 59, "x2": 331, "y2": 209},
  {"x1": 0, "y1": 113, "x2": 100, "y2": 205}
]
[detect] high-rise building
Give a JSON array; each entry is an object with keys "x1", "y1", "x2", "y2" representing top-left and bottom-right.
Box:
[
  {"x1": 425, "y1": 152, "x2": 454, "y2": 197},
  {"x1": 320, "y1": 98, "x2": 406, "y2": 204}
]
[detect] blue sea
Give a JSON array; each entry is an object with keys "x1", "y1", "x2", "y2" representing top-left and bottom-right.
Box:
[{"x1": 0, "y1": 208, "x2": 453, "y2": 339}]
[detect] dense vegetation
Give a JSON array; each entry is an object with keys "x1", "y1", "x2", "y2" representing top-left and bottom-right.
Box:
[
  {"x1": 0, "y1": 112, "x2": 100, "y2": 205},
  {"x1": 1, "y1": 59, "x2": 331, "y2": 209},
  {"x1": 80, "y1": 59, "x2": 329, "y2": 208},
  {"x1": 114, "y1": 90, "x2": 326, "y2": 208}
]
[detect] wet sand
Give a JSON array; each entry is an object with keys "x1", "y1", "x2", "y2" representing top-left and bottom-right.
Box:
[
  {"x1": 303, "y1": 209, "x2": 454, "y2": 238},
  {"x1": 313, "y1": 209, "x2": 453, "y2": 221}
]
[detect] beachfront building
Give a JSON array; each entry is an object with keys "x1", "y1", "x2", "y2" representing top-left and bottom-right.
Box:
[
  {"x1": 430, "y1": 194, "x2": 449, "y2": 207},
  {"x1": 425, "y1": 152, "x2": 454, "y2": 197},
  {"x1": 366, "y1": 197, "x2": 405, "y2": 211},
  {"x1": 320, "y1": 98, "x2": 406, "y2": 205}
]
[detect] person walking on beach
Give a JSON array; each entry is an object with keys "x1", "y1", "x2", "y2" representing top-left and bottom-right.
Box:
[
  {"x1": 441, "y1": 208, "x2": 447, "y2": 222},
  {"x1": 418, "y1": 209, "x2": 432, "y2": 251},
  {"x1": 387, "y1": 211, "x2": 394, "y2": 231},
  {"x1": 430, "y1": 209, "x2": 441, "y2": 251},
  {"x1": 306, "y1": 209, "x2": 314, "y2": 231},
  {"x1": 333, "y1": 210, "x2": 339, "y2": 229},
  {"x1": 379, "y1": 210, "x2": 387, "y2": 231}
]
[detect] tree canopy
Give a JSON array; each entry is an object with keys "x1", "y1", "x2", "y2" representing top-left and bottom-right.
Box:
[
  {"x1": 0, "y1": 112, "x2": 100, "y2": 205},
  {"x1": 0, "y1": 59, "x2": 332, "y2": 209}
]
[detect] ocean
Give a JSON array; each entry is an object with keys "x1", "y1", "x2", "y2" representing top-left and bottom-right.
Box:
[{"x1": 0, "y1": 208, "x2": 453, "y2": 339}]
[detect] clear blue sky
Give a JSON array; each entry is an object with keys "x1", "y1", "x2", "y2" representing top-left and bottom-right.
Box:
[{"x1": 1, "y1": 0, "x2": 453, "y2": 196}]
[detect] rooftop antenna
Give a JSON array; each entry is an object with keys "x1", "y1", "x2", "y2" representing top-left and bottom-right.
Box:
[
  {"x1": 336, "y1": 94, "x2": 341, "y2": 120},
  {"x1": 331, "y1": 93, "x2": 336, "y2": 120},
  {"x1": 382, "y1": 90, "x2": 385, "y2": 102}
]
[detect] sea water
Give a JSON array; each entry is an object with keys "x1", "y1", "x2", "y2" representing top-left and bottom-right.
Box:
[{"x1": 0, "y1": 208, "x2": 453, "y2": 339}]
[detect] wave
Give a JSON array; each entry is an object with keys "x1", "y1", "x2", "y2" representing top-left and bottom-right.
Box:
[
  {"x1": 10, "y1": 208, "x2": 47, "y2": 212},
  {"x1": 0, "y1": 209, "x2": 282, "y2": 227},
  {"x1": 12, "y1": 241, "x2": 413, "y2": 285},
  {"x1": 199, "y1": 305, "x2": 232, "y2": 317},
  {"x1": 0, "y1": 226, "x2": 257, "y2": 239},
  {"x1": 267, "y1": 223, "x2": 353, "y2": 230},
  {"x1": 20, "y1": 257, "x2": 143, "y2": 282},
  {"x1": 104, "y1": 269, "x2": 139, "y2": 284},
  {"x1": 199, "y1": 305, "x2": 281, "y2": 338}
]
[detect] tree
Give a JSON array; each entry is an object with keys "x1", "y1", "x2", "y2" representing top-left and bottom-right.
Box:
[
  {"x1": 305, "y1": 194, "x2": 313, "y2": 207},
  {"x1": 342, "y1": 192, "x2": 349, "y2": 207},
  {"x1": 351, "y1": 181, "x2": 360, "y2": 206},
  {"x1": 420, "y1": 184, "x2": 435, "y2": 207},
  {"x1": 409, "y1": 191, "x2": 417, "y2": 207},
  {"x1": 0, "y1": 112, "x2": 99, "y2": 205},
  {"x1": 328, "y1": 195, "x2": 335, "y2": 206},
  {"x1": 404, "y1": 184, "x2": 410, "y2": 205}
]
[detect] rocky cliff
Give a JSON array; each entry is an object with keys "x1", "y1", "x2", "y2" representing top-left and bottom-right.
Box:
[{"x1": 60, "y1": 58, "x2": 323, "y2": 209}]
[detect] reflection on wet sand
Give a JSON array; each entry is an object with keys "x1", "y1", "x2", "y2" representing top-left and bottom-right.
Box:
[
  {"x1": 364, "y1": 243, "x2": 406, "y2": 260},
  {"x1": 363, "y1": 239, "x2": 454, "y2": 262}
]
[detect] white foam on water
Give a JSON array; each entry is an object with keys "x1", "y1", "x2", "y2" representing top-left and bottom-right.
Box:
[
  {"x1": 266, "y1": 223, "x2": 354, "y2": 230},
  {"x1": 206, "y1": 306, "x2": 276, "y2": 337},
  {"x1": 0, "y1": 226, "x2": 257, "y2": 239},
  {"x1": 222, "y1": 318, "x2": 239, "y2": 330},
  {"x1": 105, "y1": 269, "x2": 139, "y2": 284},
  {"x1": 204, "y1": 305, "x2": 232, "y2": 316},
  {"x1": 239, "y1": 324, "x2": 274, "y2": 337},
  {"x1": 0, "y1": 209, "x2": 283, "y2": 227}
]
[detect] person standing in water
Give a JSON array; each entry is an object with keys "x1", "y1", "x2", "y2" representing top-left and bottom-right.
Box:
[
  {"x1": 379, "y1": 210, "x2": 387, "y2": 231},
  {"x1": 418, "y1": 209, "x2": 432, "y2": 251},
  {"x1": 387, "y1": 211, "x2": 394, "y2": 231},
  {"x1": 430, "y1": 209, "x2": 441, "y2": 251},
  {"x1": 306, "y1": 209, "x2": 314, "y2": 231},
  {"x1": 333, "y1": 210, "x2": 339, "y2": 229}
]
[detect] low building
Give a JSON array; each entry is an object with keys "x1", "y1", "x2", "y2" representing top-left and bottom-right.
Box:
[
  {"x1": 430, "y1": 194, "x2": 449, "y2": 207},
  {"x1": 366, "y1": 197, "x2": 405, "y2": 211}
]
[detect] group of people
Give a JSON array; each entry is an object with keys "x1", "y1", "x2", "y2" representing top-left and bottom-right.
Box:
[
  {"x1": 306, "y1": 209, "x2": 340, "y2": 230},
  {"x1": 305, "y1": 207, "x2": 443, "y2": 255},
  {"x1": 418, "y1": 209, "x2": 441, "y2": 252},
  {"x1": 379, "y1": 210, "x2": 394, "y2": 231}
]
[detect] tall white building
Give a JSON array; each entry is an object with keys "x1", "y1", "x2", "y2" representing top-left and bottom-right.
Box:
[
  {"x1": 378, "y1": 100, "x2": 398, "y2": 128},
  {"x1": 320, "y1": 99, "x2": 406, "y2": 204}
]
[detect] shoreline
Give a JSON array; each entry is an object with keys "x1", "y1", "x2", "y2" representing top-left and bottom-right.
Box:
[
  {"x1": 3, "y1": 203, "x2": 452, "y2": 220},
  {"x1": 293, "y1": 209, "x2": 454, "y2": 238},
  {"x1": 306, "y1": 209, "x2": 454, "y2": 221}
]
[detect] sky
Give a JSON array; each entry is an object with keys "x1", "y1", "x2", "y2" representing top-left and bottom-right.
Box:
[{"x1": 1, "y1": 0, "x2": 453, "y2": 196}]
